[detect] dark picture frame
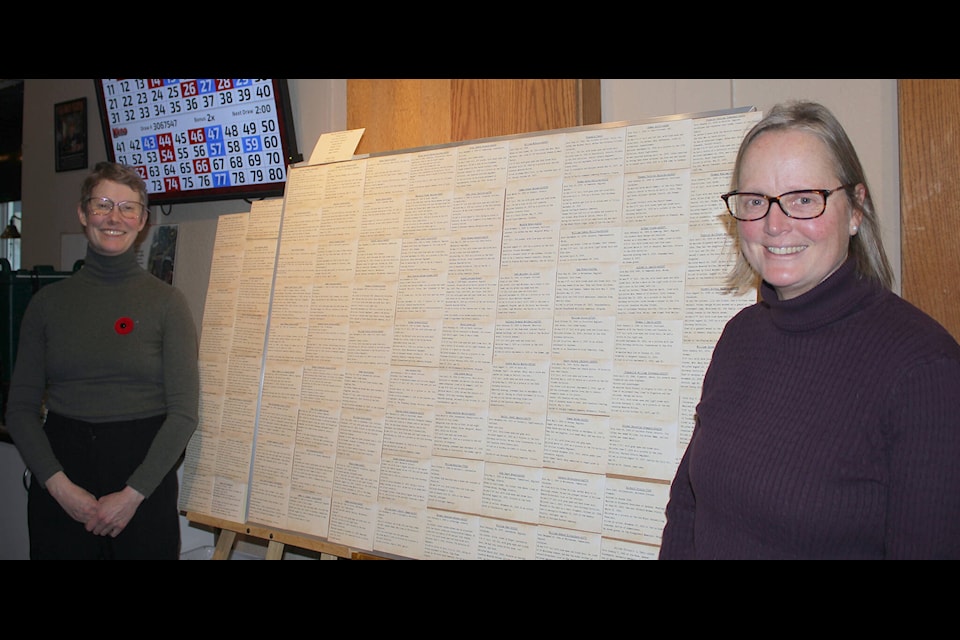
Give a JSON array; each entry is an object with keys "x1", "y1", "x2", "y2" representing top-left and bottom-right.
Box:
[{"x1": 54, "y1": 97, "x2": 88, "y2": 172}]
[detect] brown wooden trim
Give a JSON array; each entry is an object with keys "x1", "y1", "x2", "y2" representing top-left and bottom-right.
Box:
[{"x1": 898, "y1": 79, "x2": 960, "y2": 341}]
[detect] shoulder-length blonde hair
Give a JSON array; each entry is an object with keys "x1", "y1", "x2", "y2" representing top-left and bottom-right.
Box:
[{"x1": 726, "y1": 100, "x2": 894, "y2": 294}]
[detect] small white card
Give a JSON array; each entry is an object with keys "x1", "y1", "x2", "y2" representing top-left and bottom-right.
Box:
[{"x1": 308, "y1": 128, "x2": 366, "y2": 165}]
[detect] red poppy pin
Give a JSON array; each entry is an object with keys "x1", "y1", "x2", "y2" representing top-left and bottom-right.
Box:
[{"x1": 114, "y1": 317, "x2": 135, "y2": 335}]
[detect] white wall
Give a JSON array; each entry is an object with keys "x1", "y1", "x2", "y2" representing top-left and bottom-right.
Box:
[{"x1": 7, "y1": 79, "x2": 899, "y2": 559}]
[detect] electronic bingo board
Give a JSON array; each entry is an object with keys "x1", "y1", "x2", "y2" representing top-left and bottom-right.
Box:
[{"x1": 94, "y1": 79, "x2": 302, "y2": 206}]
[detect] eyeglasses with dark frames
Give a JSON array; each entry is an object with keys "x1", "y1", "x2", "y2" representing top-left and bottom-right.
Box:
[{"x1": 721, "y1": 184, "x2": 855, "y2": 221}]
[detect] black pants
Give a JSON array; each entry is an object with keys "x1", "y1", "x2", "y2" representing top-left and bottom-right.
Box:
[{"x1": 27, "y1": 412, "x2": 181, "y2": 560}]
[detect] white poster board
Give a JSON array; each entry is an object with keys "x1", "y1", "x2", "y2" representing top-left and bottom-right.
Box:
[{"x1": 181, "y1": 109, "x2": 762, "y2": 559}]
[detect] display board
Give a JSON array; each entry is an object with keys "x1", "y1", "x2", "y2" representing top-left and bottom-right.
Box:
[{"x1": 180, "y1": 108, "x2": 761, "y2": 559}]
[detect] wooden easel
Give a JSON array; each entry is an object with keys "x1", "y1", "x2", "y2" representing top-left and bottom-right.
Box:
[{"x1": 185, "y1": 511, "x2": 384, "y2": 560}]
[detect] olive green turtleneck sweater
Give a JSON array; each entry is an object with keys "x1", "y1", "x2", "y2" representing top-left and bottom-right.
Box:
[{"x1": 5, "y1": 246, "x2": 199, "y2": 498}]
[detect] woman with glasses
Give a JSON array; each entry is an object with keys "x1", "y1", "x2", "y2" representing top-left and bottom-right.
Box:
[
  {"x1": 659, "y1": 101, "x2": 960, "y2": 559},
  {"x1": 5, "y1": 161, "x2": 199, "y2": 559}
]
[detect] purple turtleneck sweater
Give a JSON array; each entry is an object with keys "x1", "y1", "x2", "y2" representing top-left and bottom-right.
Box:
[{"x1": 660, "y1": 257, "x2": 960, "y2": 559}]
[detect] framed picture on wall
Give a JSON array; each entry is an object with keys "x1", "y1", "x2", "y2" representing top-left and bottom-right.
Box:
[{"x1": 54, "y1": 97, "x2": 88, "y2": 172}]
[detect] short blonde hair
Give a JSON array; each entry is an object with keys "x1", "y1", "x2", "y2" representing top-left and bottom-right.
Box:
[{"x1": 80, "y1": 161, "x2": 149, "y2": 213}]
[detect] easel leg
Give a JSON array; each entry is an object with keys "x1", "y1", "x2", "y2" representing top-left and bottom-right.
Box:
[
  {"x1": 265, "y1": 540, "x2": 285, "y2": 560},
  {"x1": 212, "y1": 529, "x2": 237, "y2": 560}
]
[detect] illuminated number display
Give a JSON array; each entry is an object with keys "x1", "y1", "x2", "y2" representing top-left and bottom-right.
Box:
[{"x1": 96, "y1": 79, "x2": 296, "y2": 204}]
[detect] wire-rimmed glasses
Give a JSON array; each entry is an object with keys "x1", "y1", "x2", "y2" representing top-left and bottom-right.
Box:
[{"x1": 84, "y1": 196, "x2": 147, "y2": 220}]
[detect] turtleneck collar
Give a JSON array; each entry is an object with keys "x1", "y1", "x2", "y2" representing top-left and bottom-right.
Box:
[
  {"x1": 77, "y1": 245, "x2": 143, "y2": 284},
  {"x1": 759, "y1": 256, "x2": 884, "y2": 332}
]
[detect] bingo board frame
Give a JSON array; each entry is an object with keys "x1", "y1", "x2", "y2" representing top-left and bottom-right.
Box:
[{"x1": 93, "y1": 79, "x2": 302, "y2": 207}]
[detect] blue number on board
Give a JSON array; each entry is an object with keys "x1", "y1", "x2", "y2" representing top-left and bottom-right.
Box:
[{"x1": 206, "y1": 126, "x2": 224, "y2": 157}]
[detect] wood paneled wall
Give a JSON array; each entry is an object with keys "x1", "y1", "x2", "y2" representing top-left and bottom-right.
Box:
[
  {"x1": 347, "y1": 79, "x2": 601, "y2": 156},
  {"x1": 898, "y1": 79, "x2": 960, "y2": 341}
]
